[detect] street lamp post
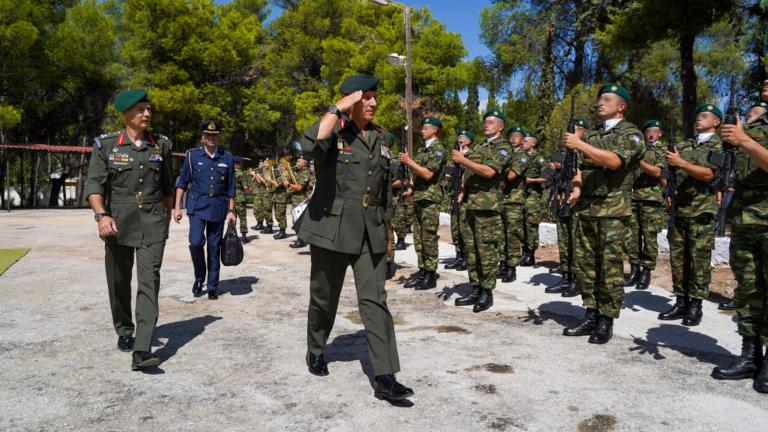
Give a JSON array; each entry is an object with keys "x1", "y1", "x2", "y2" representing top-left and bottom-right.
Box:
[{"x1": 368, "y1": 0, "x2": 413, "y2": 155}]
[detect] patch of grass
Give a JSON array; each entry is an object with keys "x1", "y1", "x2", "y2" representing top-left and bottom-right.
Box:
[{"x1": 0, "y1": 248, "x2": 30, "y2": 276}]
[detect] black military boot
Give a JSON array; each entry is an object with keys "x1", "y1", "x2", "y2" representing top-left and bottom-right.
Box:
[
  {"x1": 712, "y1": 336, "x2": 762, "y2": 380},
  {"x1": 635, "y1": 267, "x2": 651, "y2": 290},
  {"x1": 306, "y1": 352, "x2": 329, "y2": 376},
  {"x1": 192, "y1": 280, "x2": 204, "y2": 297},
  {"x1": 473, "y1": 288, "x2": 494, "y2": 313},
  {"x1": 415, "y1": 271, "x2": 437, "y2": 290},
  {"x1": 273, "y1": 228, "x2": 287, "y2": 239},
  {"x1": 241, "y1": 233, "x2": 250, "y2": 244},
  {"x1": 253, "y1": 222, "x2": 263, "y2": 230},
  {"x1": 455, "y1": 255, "x2": 468, "y2": 271},
  {"x1": 208, "y1": 288, "x2": 219, "y2": 300},
  {"x1": 395, "y1": 237, "x2": 407, "y2": 250},
  {"x1": 496, "y1": 262, "x2": 507, "y2": 279},
  {"x1": 545, "y1": 272, "x2": 569, "y2": 294},
  {"x1": 658, "y1": 296, "x2": 688, "y2": 320},
  {"x1": 455, "y1": 285, "x2": 482, "y2": 306},
  {"x1": 563, "y1": 308, "x2": 598, "y2": 336},
  {"x1": 754, "y1": 356, "x2": 768, "y2": 393},
  {"x1": 404, "y1": 269, "x2": 426, "y2": 288},
  {"x1": 406, "y1": 225, "x2": 412, "y2": 234},
  {"x1": 682, "y1": 298, "x2": 703, "y2": 326},
  {"x1": 444, "y1": 252, "x2": 462, "y2": 269},
  {"x1": 718, "y1": 299, "x2": 738, "y2": 310},
  {"x1": 519, "y1": 248, "x2": 535, "y2": 267},
  {"x1": 261, "y1": 225, "x2": 274, "y2": 234},
  {"x1": 549, "y1": 265, "x2": 562, "y2": 274},
  {"x1": 502, "y1": 266, "x2": 516, "y2": 283},
  {"x1": 131, "y1": 351, "x2": 160, "y2": 371},
  {"x1": 289, "y1": 238, "x2": 307, "y2": 248},
  {"x1": 386, "y1": 262, "x2": 396, "y2": 280},
  {"x1": 588, "y1": 315, "x2": 613, "y2": 344},
  {"x1": 517, "y1": 246, "x2": 530, "y2": 266},
  {"x1": 623, "y1": 263, "x2": 640, "y2": 286},
  {"x1": 374, "y1": 374, "x2": 414, "y2": 401},
  {"x1": 561, "y1": 276, "x2": 580, "y2": 298}
]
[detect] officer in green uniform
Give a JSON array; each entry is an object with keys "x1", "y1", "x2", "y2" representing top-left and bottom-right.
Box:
[
  {"x1": 521, "y1": 133, "x2": 547, "y2": 266},
  {"x1": 85, "y1": 89, "x2": 173, "y2": 371},
  {"x1": 234, "y1": 156, "x2": 253, "y2": 243},
  {"x1": 452, "y1": 110, "x2": 513, "y2": 312},
  {"x1": 712, "y1": 79, "x2": 768, "y2": 392},
  {"x1": 623, "y1": 120, "x2": 666, "y2": 290},
  {"x1": 400, "y1": 117, "x2": 447, "y2": 290},
  {"x1": 561, "y1": 84, "x2": 644, "y2": 344},
  {"x1": 498, "y1": 125, "x2": 529, "y2": 283},
  {"x1": 658, "y1": 104, "x2": 721, "y2": 326},
  {"x1": 545, "y1": 119, "x2": 588, "y2": 297},
  {"x1": 297, "y1": 74, "x2": 413, "y2": 402},
  {"x1": 288, "y1": 157, "x2": 312, "y2": 248},
  {"x1": 444, "y1": 130, "x2": 475, "y2": 271}
]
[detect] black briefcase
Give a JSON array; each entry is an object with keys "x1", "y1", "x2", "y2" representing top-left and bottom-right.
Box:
[{"x1": 220, "y1": 221, "x2": 243, "y2": 266}]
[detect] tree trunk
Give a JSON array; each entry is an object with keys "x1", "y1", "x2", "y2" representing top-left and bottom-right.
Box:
[
  {"x1": 537, "y1": 19, "x2": 557, "y2": 153},
  {"x1": 679, "y1": 32, "x2": 697, "y2": 139}
]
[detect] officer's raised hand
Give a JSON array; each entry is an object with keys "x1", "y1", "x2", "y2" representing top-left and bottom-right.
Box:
[
  {"x1": 335, "y1": 90, "x2": 364, "y2": 113},
  {"x1": 98, "y1": 215, "x2": 119, "y2": 238}
]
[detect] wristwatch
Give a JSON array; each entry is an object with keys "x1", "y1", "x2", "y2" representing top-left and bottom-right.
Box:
[
  {"x1": 327, "y1": 105, "x2": 341, "y2": 117},
  {"x1": 94, "y1": 212, "x2": 109, "y2": 222}
]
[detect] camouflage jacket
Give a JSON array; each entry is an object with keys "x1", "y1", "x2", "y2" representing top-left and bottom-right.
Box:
[
  {"x1": 525, "y1": 149, "x2": 548, "y2": 196},
  {"x1": 674, "y1": 134, "x2": 720, "y2": 218},
  {"x1": 234, "y1": 167, "x2": 253, "y2": 202},
  {"x1": 731, "y1": 112, "x2": 768, "y2": 226},
  {"x1": 631, "y1": 140, "x2": 665, "y2": 203},
  {"x1": 291, "y1": 168, "x2": 312, "y2": 200},
  {"x1": 575, "y1": 119, "x2": 644, "y2": 218},
  {"x1": 501, "y1": 146, "x2": 530, "y2": 205},
  {"x1": 412, "y1": 138, "x2": 447, "y2": 203},
  {"x1": 463, "y1": 137, "x2": 514, "y2": 212}
]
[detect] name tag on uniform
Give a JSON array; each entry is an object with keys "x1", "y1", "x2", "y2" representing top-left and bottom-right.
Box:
[
  {"x1": 337, "y1": 137, "x2": 344, "y2": 150},
  {"x1": 381, "y1": 146, "x2": 391, "y2": 159},
  {"x1": 149, "y1": 153, "x2": 163, "y2": 162},
  {"x1": 217, "y1": 163, "x2": 228, "y2": 168}
]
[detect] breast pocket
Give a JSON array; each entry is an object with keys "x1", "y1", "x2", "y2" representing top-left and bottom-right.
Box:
[
  {"x1": 336, "y1": 154, "x2": 359, "y2": 180},
  {"x1": 108, "y1": 162, "x2": 133, "y2": 188}
]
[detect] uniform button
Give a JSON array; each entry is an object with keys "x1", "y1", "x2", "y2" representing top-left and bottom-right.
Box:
[
  {"x1": 210, "y1": 167, "x2": 214, "y2": 171},
  {"x1": 210, "y1": 176, "x2": 214, "y2": 180},
  {"x1": 138, "y1": 191, "x2": 143, "y2": 195},
  {"x1": 366, "y1": 186, "x2": 371, "y2": 192},
  {"x1": 369, "y1": 155, "x2": 373, "y2": 160},
  {"x1": 368, "y1": 170, "x2": 372, "y2": 176},
  {"x1": 139, "y1": 164, "x2": 144, "y2": 170},
  {"x1": 139, "y1": 178, "x2": 143, "y2": 183}
]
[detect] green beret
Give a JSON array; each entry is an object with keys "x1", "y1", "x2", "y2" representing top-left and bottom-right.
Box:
[
  {"x1": 458, "y1": 130, "x2": 476, "y2": 142},
  {"x1": 749, "y1": 101, "x2": 768, "y2": 110},
  {"x1": 524, "y1": 132, "x2": 537, "y2": 140},
  {"x1": 200, "y1": 119, "x2": 222, "y2": 134},
  {"x1": 339, "y1": 74, "x2": 379, "y2": 94},
  {"x1": 421, "y1": 116, "x2": 443, "y2": 128},
  {"x1": 113, "y1": 88, "x2": 149, "y2": 113},
  {"x1": 598, "y1": 83, "x2": 632, "y2": 105},
  {"x1": 505, "y1": 125, "x2": 525, "y2": 137},
  {"x1": 641, "y1": 119, "x2": 662, "y2": 131},
  {"x1": 695, "y1": 103, "x2": 723, "y2": 120},
  {"x1": 573, "y1": 118, "x2": 590, "y2": 129},
  {"x1": 483, "y1": 109, "x2": 506, "y2": 123}
]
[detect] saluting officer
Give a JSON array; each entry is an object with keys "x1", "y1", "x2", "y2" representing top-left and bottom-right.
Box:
[
  {"x1": 173, "y1": 120, "x2": 236, "y2": 300},
  {"x1": 298, "y1": 74, "x2": 414, "y2": 402},
  {"x1": 85, "y1": 88, "x2": 174, "y2": 371}
]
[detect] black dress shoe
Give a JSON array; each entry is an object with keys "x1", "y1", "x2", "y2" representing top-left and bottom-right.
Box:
[
  {"x1": 404, "y1": 270, "x2": 426, "y2": 288},
  {"x1": 563, "y1": 309, "x2": 597, "y2": 336},
  {"x1": 712, "y1": 336, "x2": 762, "y2": 380},
  {"x1": 386, "y1": 262, "x2": 396, "y2": 280},
  {"x1": 395, "y1": 238, "x2": 407, "y2": 250},
  {"x1": 208, "y1": 289, "x2": 219, "y2": 300},
  {"x1": 501, "y1": 266, "x2": 516, "y2": 283},
  {"x1": 374, "y1": 374, "x2": 414, "y2": 401},
  {"x1": 623, "y1": 263, "x2": 640, "y2": 286},
  {"x1": 273, "y1": 229, "x2": 287, "y2": 239},
  {"x1": 588, "y1": 315, "x2": 613, "y2": 344},
  {"x1": 241, "y1": 233, "x2": 250, "y2": 244},
  {"x1": 635, "y1": 267, "x2": 651, "y2": 290},
  {"x1": 455, "y1": 285, "x2": 481, "y2": 306},
  {"x1": 473, "y1": 288, "x2": 493, "y2": 313},
  {"x1": 545, "y1": 272, "x2": 568, "y2": 294},
  {"x1": 131, "y1": 351, "x2": 160, "y2": 371},
  {"x1": 117, "y1": 335, "x2": 134, "y2": 352},
  {"x1": 682, "y1": 298, "x2": 703, "y2": 326},
  {"x1": 192, "y1": 280, "x2": 204, "y2": 297},
  {"x1": 718, "y1": 299, "x2": 738, "y2": 310},
  {"x1": 306, "y1": 352, "x2": 329, "y2": 376},
  {"x1": 561, "y1": 278, "x2": 580, "y2": 298},
  {"x1": 415, "y1": 271, "x2": 437, "y2": 290},
  {"x1": 289, "y1": 239, "x2": 307, "y2": 248},
  {"x1": 658, "y1": 295, "x2": 688, "y2": 320}
]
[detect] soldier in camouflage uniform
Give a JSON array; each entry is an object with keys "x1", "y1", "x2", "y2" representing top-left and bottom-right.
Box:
[
  {"x1": 288, "y1": 157, "x2": 312, "y2": 248},
  {"x1": 391, "y1": 156, "x2": 410, "y2": 250},
  {"x1": 269, "y1": 161, "x2": 290, "y2": 239},
  {"x1": 251, "y1": 160, "x2": 270, "y2": 231},
  {"x1": 400, "y1": 117, "x2": 447, "y2": 290},
  {"x1": 712, "y1": 80, "x2": 768, "y2": 392},
  {"x1": 444, "y1": 130, "x2": 475, "y2": 271},
  {"x1": 521, "y1": 133, "x2": 547, "y2": 266},
  {"x1": 498, "y1": 125, "x2": 530, "y2": 283},
  {"x1": 562, "y1": 84, "x2": 644, "y2": 344},
  {"x1": 452, "y1": 110, "x2": 513, "y2": 313},
  {"x1": 234, "y1": 157, "x2": 253, "y2": 243},
  {"x1": 623, "y1": 120, "x2": 666, "y2": 290},
  {"x1": 658, "y1": 104, "x2": 722, "y2": 326}
]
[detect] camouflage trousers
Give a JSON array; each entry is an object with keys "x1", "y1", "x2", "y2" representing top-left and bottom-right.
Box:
[
  {"x1": 575, "y1": 216, "x2": 630, "y2": 319},
  {"x1": 557, "y1": 214, "x2": 576, "y2": 273},
  {"x1": 235, "y1": 194, "x2": 249, "y2": 235},
  {"x1": 386, "y1": 221, "x2": 395, "y2": 263},
  {"x1": 732, "y1": 224, "x2": 768, "y2": 341},
  {"x1": 252, "y1": 188, "x2": 271, "y2": 225},
  {"x1": 627, "y1": 200, "x2": 665, "y2": 269},
  {"x1": 450, "y1": 205, "x2": 467, "y2": 254},
  {"x1": 668, "y1": 213, "x2": 714, "y2": 300},
  {"x1": 413, "y1": 200, "x2": 441, "y2": 272},
  {"x1": 501, "y1": 203, "x2": 525, "y2": 266},
  {"x1": 462, "y1": 209, "x2": 502, "y2": 290},
  {"x1": 524, "y1": 192, "x2": 544, "y2": 251},
  {"x1": 271, "y1": 191, "x2": 289, "y2": 229},
  {"x1": 393, "y1": 199, "x2": 412, "y2": 239}
]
